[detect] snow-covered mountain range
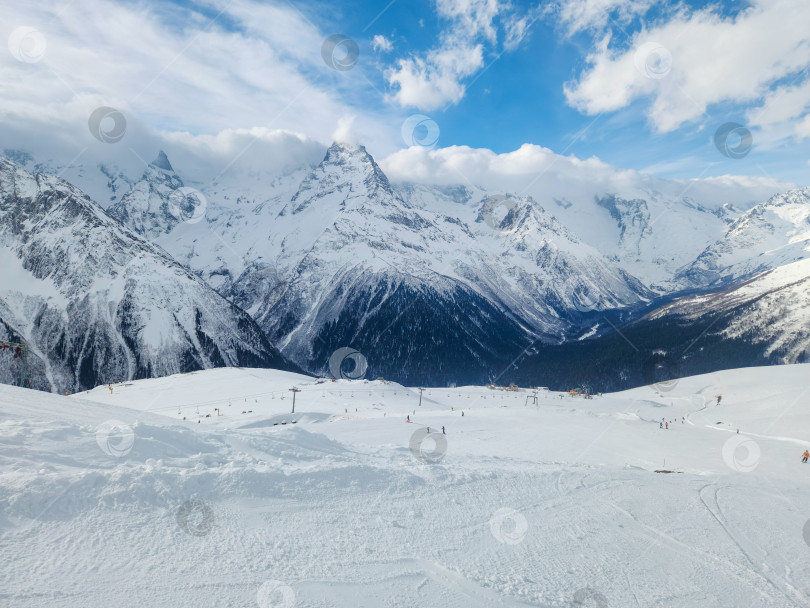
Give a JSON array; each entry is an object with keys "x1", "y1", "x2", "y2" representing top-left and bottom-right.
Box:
[
  {"x1": 1, "y1": 142, "x2": 808, "y2": 389},
  {"x1": 0, "y1": 158, "x2": 298, "y2": 393}
]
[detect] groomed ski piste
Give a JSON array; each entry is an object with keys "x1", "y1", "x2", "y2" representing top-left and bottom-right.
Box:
[{"x1": 2, "y1": 364, "x2": 809, "y2": 607}]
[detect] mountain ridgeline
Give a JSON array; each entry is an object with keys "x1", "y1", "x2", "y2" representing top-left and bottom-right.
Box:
[
  {"x1": 2, "y1": 143, "x2": 809, "y2": 391},
  {"x1": 0, "y1": 158, "x2": 299, "y2": 392}
]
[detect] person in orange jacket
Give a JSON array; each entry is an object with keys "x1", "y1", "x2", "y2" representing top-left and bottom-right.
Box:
[{"x1": 802, "y1": 450, "x2": 809, "y2": 463}]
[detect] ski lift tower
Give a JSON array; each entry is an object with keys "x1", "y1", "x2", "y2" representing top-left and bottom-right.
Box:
[{"x1": 1, "y1": 339, "x2": 28, "y2": 388}]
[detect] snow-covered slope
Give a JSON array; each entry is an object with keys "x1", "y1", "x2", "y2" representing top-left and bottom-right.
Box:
[
  {"x1": 676, "y1": 187, "x2": 810, "y2": 286},
  {"x1": 397, "y1": 178, "x2": 730, "y2": 289},
  {"x1": 5, "y1": 143, "x2": 808, "y2": 388},
  {"x1": 652, "y1": 258, "x2": 810, "y2": 363},
  {"x1": 0, "y1": 158, "x2": 297, "y2": 393},
  {"x1": 505, "y1": 258, "x2": 810, "y2": 393},
  {"x1": 2, "y1": 364, "x2": 810, "y2": 606},
  {"x1": 107, "y1": 151, "x2": 188, "y2": 239},
  {"x1": 104, "y1": 144, "x2": 651, "y2": 384}
]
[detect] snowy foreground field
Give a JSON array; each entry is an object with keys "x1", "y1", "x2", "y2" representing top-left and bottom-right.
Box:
[{"x1": 2, "y1": 365, "x2": 810, "y2": 607}]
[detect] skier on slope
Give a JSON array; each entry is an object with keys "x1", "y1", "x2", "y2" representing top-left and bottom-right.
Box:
[
  {"x1": 802, "y1": 450, "x2": 809, "y2": 463},
  {"x1": 665, "y1": 422, "x2": 668, "y2": 430},
  {"x1": 442, "y1": 426, "x2": 445, "y2": 434},
  {"x1": 660, "y1": 422, "x2": 663, "y2": 429}
]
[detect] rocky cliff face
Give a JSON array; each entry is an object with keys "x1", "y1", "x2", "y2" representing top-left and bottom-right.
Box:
[
  {"x1": 0, "y1": 158, "x2": 298, "y2": 392},
  {"x1": 4, "y1": 139, "x2": 809, "y2": 390}
]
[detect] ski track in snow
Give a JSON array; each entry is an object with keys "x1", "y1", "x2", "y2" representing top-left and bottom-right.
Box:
[{"x1": 1, "y1": 364, "x2": 810, "y2": 607}]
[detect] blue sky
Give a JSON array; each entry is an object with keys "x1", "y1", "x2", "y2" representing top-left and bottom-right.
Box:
[
  {"x1": 321, "y1": 0, "x2": 810, "y2": 182},
  {"x1": 3, "y1": 0, "x2": 810, "y2": 186}
]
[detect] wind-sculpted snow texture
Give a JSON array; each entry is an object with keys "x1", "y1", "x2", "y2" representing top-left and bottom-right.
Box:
[
  {"x1": 0, "y1": 158, "x2": 297, "y2": 393},
  {"x1": 2, "y1": 364, "x2": 810, "y2": 606}
]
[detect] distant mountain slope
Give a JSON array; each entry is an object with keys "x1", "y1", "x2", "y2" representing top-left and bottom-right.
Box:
[
  {"x1": 102, "y1": 143, "x2": 651, "y2": 384},
  {"x1": 0, "y1": 158, "x2": 298, "y2": 392},
  {"x1": 507, "y1": 259, "x2": 810, "y2": 392},
  {"x1": 3, "y1": 142, "x2": 807, "y2": 389},
  {"x1": 241, "y1": 143, "x2": 651, "y2": 383},
  {"x1": 675, "y1": 187, "x2": 810, "y2": 286}
]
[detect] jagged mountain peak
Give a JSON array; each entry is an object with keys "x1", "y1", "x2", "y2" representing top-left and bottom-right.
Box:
[
  {"x1": 150, "y1": 150, "x2": 174, "y2": 173},
  {"x1": 286, "y1": 141, "x2": 397, "y2": 215},
  {"x1": 107, "y1": 150, "x2": 187, "y2": 238},
  {"x1": 322, "y1": 141, "x2": 391, "y2": 189},
  {"x1": 761, "y1": 185, "x2": 810, "y2": 208},
  {"x1": 323, "y1": 141, "x2": 371, "y2": 162}
]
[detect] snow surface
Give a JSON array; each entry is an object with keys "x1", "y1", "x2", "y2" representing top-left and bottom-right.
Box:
[{"x1": 2, "y1": 364, "x2": 810, "y2": 607}]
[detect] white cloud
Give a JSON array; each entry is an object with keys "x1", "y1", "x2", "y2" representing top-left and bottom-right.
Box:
[
  {"x1": 372, "y1": 34, "x2": 393, "y2": 53},
  {"x1": 436, "y1": 0, "x2": 501, "y2": 42},
  {"x1": 749, "y1": 82, "x2": 810, "y2": 128},
  {"x1": 563, "y1": 0, "x2": 810, "y2": 135},
  {"x1": 380, "y1": 143, "x2": 792, "y2": 208},
  {"x1": 503, "y1": 13, "x2": 533, "y2": 50},
  {"x1": 386, "y1": 0, "x2": 534, "y2": 110},
  {"x1": 0, "y1": 0, "x2": 399, "y2": 158},
  {"x1": 554, "y1": 0, "x2": 654, "y2": 36},
  {"x1": 797, "y1": 114, "x2": 810, "y2": 140},
  {"x1": 331, "y1": 115, "x2": 357, "y2": 144},
  {"x1": 387, "y1": 44, "x2": 484, "y2": 109}
]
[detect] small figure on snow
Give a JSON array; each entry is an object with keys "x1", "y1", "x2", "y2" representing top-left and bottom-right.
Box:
[
  {"x1": 442, "y1": 426, "x2": 445, "y2": 434},
  {"x1": 427, "y1": 426, "x2": 430, "y2": 433},
  {"x1": 802, "y1": 450, "x2": 809, "y2": 463},
  {"x1": 108, "y1": 385, "x2": 113, "y2": 394},
  {"x1": 462, "y1": 411, "x2": 464, "y2": 417},
  {"x1": 660, "y1": 422, "x2": 663, "y2": 429},
  {"x1": 716, "y1": 395, "x2": 722, "y2": 406},
  {"x1": 407, "y1": 415, "x2": 410, "y2": 423},
  {"x1": 665, "y1": 422, "x2": 669, "y2": 430}
]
